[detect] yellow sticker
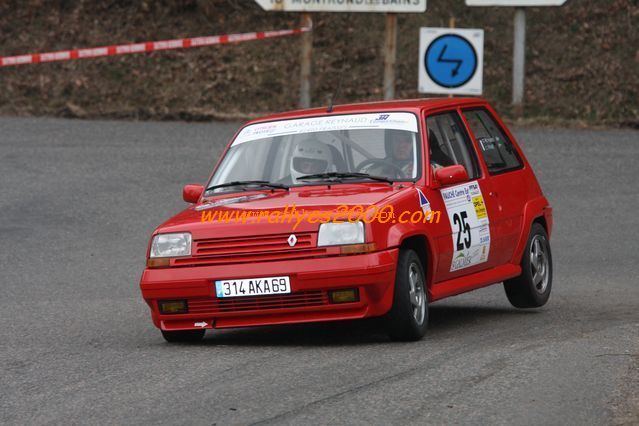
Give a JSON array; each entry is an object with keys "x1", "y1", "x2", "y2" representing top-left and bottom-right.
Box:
[{"x1": 472, "y1": 195, "x2": 487, "y2": 219}]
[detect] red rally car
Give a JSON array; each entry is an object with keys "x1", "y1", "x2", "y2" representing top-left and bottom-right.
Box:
[{"x1": 140, "y1": 98, "x2": 553, "y2": 343}]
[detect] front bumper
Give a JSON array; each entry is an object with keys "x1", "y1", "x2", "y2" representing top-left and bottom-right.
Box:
[{"x1": 140, "y1": 249, "x2": 398, "y2": 331}]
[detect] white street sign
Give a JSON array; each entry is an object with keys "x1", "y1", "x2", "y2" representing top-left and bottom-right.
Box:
[
  {"x1": 418, "y1": 28, "x2": 484, "y2": 96},
  {"x1": 254, "y1": 0, "x2": 427, "y2": 13},
  {"x1": 466, "y1": 0, "x2": 566, "y2": 6}
]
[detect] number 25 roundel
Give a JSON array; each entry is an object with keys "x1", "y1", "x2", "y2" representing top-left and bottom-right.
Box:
[{"x1": 440, "y1": 181, "x2": 491, "y2": 272}]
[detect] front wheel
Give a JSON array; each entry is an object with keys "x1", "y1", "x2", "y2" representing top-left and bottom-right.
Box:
[
  {"x1": 504, "y1": 223, "x2": 553, "y2": 308},
  {"x1": 386, "y1": 249, "x2": 428, "y2": 341},
  {"x1": 161, "y1": 329, "x2": 206, "y2": 343}
]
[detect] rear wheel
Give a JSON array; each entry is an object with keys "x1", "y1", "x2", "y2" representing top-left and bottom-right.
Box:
[
  {"x1": 386, "y1": 249, "x2": 428, "y2": 341},
  {"x1": 161, "y1": 329, "x2": 206, "y2": 343},
  {"x1": 504, "y1": 223, "x2": 552, "y2": 308}
]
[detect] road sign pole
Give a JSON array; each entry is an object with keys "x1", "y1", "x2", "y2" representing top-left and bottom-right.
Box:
[
  {"x1": 512, "y1": 7, "x2": 526, "y2": 113},
  {"x1": 448, "y1": 16, "x2": 456, "y2": 98},
  {"x1": 299, "y1": 13, "x2": 313, "y2": 109},
  {"x1": 383, "y1": 13, "x2": 398, "y2": 100}
]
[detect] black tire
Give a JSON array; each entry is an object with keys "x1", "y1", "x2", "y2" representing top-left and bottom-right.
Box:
[
  {"x1": 161, "y1": 329, "x2": 206, "y2": 343},
  {"x1": 504, "y1": 223, "x2": 553, "y2": 308},
  {"x1": 386, "y1": 249, "x2": 429, "y2": 341}
]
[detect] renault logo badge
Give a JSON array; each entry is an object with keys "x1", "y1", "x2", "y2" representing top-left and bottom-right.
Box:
[{"x1": 287, "y1": 234, "x2": 297, "y2": 247}]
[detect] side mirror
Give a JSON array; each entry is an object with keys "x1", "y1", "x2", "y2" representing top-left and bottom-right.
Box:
[
  {"x1": 183, "y1": 184, "x2": 204, "y2": 203},
  {"x1": 434, "y1": 165, "x2": 469, "y2": 187}
]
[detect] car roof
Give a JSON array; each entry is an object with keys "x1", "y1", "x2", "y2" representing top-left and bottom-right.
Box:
[{"x1": 247, "y1": 97, "x2": 488, "y2": 124}]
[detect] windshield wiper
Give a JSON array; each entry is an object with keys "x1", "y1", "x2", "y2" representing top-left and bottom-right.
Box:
[
  {"x1": 206, "y1": 180, "x2": 289, "y2": 192},
  {"x1": 297, "y1": 172, "x2": 394, "y2": 185}
]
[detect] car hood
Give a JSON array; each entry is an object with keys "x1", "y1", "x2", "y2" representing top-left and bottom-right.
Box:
[{"x1": 155, "y1": 183, "x2": 414, "y2": 239}]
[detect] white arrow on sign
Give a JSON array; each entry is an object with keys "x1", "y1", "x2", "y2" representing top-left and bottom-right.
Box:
[
  {"x1": 466, "y1": 0, "x2": 566, "y2": 5},
  {"x1": 254, "y1": 0, "x2": 427, "y2": 13},
  {"x1": 194, "y1": 322, "x2": 208, "y2": 328}
]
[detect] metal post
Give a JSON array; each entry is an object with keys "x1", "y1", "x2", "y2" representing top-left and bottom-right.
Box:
[
  {"x1": 383, "y1": 13, "x2": 398, "y2": 101},
  {"x1": 512, "y1": 7, "x2": 526, "y2": 113},
  {"x1": 448, "y1": 16, "x2": 456, "y2": 99},
  {"x1": 299, "y1": 13, "x2": 312, "y2": 109}
]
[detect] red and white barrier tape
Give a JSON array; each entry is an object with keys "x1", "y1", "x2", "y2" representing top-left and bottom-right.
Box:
[{"x1": 0, "y1": 26, "x2": 311, "y2": 67}]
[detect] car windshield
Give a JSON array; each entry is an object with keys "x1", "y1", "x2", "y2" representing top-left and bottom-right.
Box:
[{"x1": 207, "y1": 112, "x2": 421, "y2": 193}]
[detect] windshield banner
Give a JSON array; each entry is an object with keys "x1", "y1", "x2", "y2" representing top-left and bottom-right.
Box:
[{"x1": 233, "y1": 112, "x2": 418, "y2": 146}]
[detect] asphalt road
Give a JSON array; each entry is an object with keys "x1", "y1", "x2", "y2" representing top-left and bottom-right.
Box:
[{"x1": 1, "y1": 117, "x2": 637, "y2": 425}]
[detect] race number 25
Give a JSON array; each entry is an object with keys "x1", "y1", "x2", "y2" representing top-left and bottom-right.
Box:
[{"x1": 453, "y1": 211, "x2": 471, "y2": 251}]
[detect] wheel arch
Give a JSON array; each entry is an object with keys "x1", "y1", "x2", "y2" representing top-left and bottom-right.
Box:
[
  {"x1": 398, "y1": 234, "x2": 435, "y2": 295},
  {"x1": 533, "y1": 215, "x2": 548, "y2": 233},
  {"x1": 511, "y1": 197, "x2": 552, "y2": 265}
]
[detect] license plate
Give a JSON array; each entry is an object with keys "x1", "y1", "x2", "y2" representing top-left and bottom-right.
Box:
[{"x1": 215, "y1": 276, "x2": 291, "y2": 298}]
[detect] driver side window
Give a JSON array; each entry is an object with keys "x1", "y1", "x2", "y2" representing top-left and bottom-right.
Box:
[{"x1": 426, "y1": 112, "x2": 480, "y2": 180}]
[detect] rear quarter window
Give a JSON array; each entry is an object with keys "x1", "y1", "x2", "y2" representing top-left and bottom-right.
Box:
[{"x1": 463, "y1": 109, "x2": 523, "y2": 175}]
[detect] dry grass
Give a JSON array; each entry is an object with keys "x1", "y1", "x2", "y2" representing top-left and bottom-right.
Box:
[{"x1": 0, "y1": 0, "x2": 637, "y2": 127}]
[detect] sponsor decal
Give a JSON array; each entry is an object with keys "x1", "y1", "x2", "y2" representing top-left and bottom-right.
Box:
[
  {"x1": 441, "y1": 180, "x2": 491, "y2": 272},
  {"x1": 416, "y1": 188, "x2": 432, "y2": 213},
  {"x1": 233, "y1": 112, "x2": 418, "y2": 145},
  {"x1": 472, "y1": 195, "x2": 487, "y2": 219}
]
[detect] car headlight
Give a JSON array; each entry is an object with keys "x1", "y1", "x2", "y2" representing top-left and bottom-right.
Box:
[
  {"x1": 150, "y1": 233, "x2": 192, "y2": 258},
  {"x1": 318, "y1": 222, "x2": 364, "y2": 247}
]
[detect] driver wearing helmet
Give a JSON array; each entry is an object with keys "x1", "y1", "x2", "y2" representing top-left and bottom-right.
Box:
[
  {"x1": 289, "y1": 137, "x2": 334, "y2": 184},
  {"x1": 384, "y1": 130, "x2": 414, "y2": 178}
]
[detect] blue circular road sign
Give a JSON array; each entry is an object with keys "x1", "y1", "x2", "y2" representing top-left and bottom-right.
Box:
[{"x1": 425, "y1": 34, "x2": 478, "y2": 89}]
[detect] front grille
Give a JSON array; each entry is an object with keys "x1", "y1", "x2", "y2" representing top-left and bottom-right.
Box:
[
  {"x1": 194, "y1": 233, "x2": 314, "y2": 257},
  {"x1": 187, "y1": 290, "x2": 329, "y2": 314},
  {"x1": 173, "y1": 232, "x2": 327, "y2": 266}
]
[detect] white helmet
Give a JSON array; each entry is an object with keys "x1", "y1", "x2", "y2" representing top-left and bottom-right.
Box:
[{"x1": 290, "y1": 138, "x2": 334, "y2": 182}]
